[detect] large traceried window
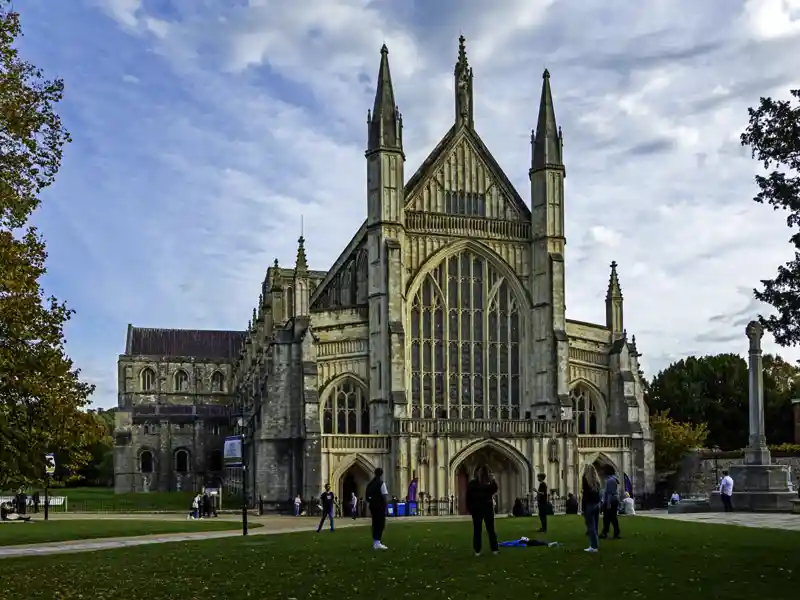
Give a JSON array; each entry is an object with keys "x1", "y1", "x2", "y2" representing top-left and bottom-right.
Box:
[
  {"x1": 409, "y1": 250, "x2": 521, "y2": 420},
  {"x1": 571, "y1": 385, "x2": 599, "y2": 434},
  {"x1": 321, "y1": 378, "x2": 370, "y2": 434}
]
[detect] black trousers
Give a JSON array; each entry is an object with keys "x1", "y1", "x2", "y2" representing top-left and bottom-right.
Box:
[
  {"x1": 472, "y1": 511, "x2": 499, "y2": 554},
  {"x1": 721, "y1": 494, "x2": 733, "y2": 512},
  {"x1": 537, "y1": 504, "x2": 548, "y2": 532},
  {"x1": 371, "y1": 507, "x2": 386, "y2": 542},
  {"x1": 601, "y1": 500, "x2": 620, "y2": 538}
]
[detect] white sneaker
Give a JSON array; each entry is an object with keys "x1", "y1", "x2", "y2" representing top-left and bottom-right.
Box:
[
  {"x1": 474, "y1": 552, "x2": 481, "y2": 557},
  {"x1": 548, "y1": 542, "x2": 559, "y2": 547},
  {"x1": 373, "y1": 542, "x2": 388, "y2": 550},
  {"x1": 584, "y1": 547, "x2": 598, "y2": 553}
]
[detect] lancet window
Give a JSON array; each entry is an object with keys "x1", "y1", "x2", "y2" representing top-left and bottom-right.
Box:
[
  {"x1": 409, "y1": 250, "x2": 521, "y2": 420},
  {"x1": 571, "y1": 385, "x2": 599, "y2": 434},
  {"x1": 321, "y1": 378, "x2": 370, "y2": 434}
]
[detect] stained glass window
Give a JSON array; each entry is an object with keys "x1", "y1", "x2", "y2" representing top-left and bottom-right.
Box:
[
  {"x1": 321, "y1": 379, "x2": 370, "y2": 434},
  {"x1": 571, "y1": 386, "x2": 599, "y2": 434},
  {"x1": 409, "y1": 250, "x2": 521, "y2": 419}
]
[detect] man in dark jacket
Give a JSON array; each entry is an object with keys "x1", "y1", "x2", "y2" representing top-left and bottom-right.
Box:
[
  {"x1": 316, "y1": 483, "x2": 335, "y2": 533},
  {"x1": 366, "y1": 467, "x2": 389, "y2": 550},
  {"x1": 536, "y1": 473, "x2": 548, "y2": 532},
  {"x1": 466, "y1": 465, "x2": 499, "y2": 556},
  {"x1": 599, "y1": 466, "x2": 621, "y2": 539}
]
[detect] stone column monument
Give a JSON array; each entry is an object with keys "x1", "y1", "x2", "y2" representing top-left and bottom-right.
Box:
[{"x1": 711, "y1": 321, "x2": 795, "y2": 512}]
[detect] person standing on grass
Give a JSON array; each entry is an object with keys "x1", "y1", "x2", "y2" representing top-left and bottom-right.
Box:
[
  {"x1": 581, "y1": 463, "x2": 602, "y2": 553},
  {"x1": 316, "y1": 483, "x2": 335, "y2": 532},
  {"x1": 719, "y1": 470, "x2": 734, "y2": 512},
  {"x1": 350, "y1": 492, "x2": 358, "y2": 520},
  {"x1": 366, "y1": 467, "x2": 389, "y2": 550},
  {"x1": 466, "y1": 465, "x2": 500, "y2": 556},
  {"x1": 294, "y1": 494, "x2": 302, "y2": 517},
  {"x1": 599, "y1": 466, "x2": 621, "y2": 540},
  {"x1": 536, "y1": 473, "x2": 548, "y2": 533}
]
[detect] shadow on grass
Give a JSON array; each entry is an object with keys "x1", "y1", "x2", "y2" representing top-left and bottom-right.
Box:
[{"x1": 2, "y1": 516, "x2": 799, "y2": 600}]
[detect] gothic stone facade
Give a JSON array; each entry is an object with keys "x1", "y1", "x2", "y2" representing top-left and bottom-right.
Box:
[
  {"x1": 113, "y1": 326, "x2": 244, "y2": 493},
  {"x1": 116, "y1": 38, "x2": 655, "y2": 509},
  {"x1": 231, "y1": 38, "x2": 654, "y2": 513}
]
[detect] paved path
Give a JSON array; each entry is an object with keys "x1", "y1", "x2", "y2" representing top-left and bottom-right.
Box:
[
  {"x1": 0, "y1": 514, "x2": 474, "y2": 560},
  {"x1": 644, "y1": 511, "x2": 800, "y2": 531}
]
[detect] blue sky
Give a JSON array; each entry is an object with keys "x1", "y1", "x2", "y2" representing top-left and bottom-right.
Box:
[{"x1": 17, "y1": 0, "x2": 800, "y2": 408}]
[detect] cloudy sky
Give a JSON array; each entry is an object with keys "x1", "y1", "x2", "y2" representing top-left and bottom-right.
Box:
[{"x1": 17, "y1": 0, "x2": 800, "y2": 408}]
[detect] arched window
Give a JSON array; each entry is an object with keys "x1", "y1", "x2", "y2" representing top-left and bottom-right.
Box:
[
  {"x1": 409, "y1": 250, "x2": 522, "y2": 420},
  {"x1": 211, "y1": 371, "x2": 225, "y2": 393},
  {"x1": 139, "y1": 450, "x2": 154, "y2": 473},
  {"x1": 321, "y1": 378, "x2": 369, "y2": 434},
  {"x1": 174, "y1": 370, "x2": 189, "y2": 392},
  {"x1": 175, "y1": 449, "x2": 190, "y2": 473},
  {"x1": 208, "y1": 449, "x2": 223, "y2": 472},
  {"x1": 140, "y1": 368, "x2": 156, "y2": 392},
  {"x1": 571, "y1": 386, "x2": 599, "y2": 434}
]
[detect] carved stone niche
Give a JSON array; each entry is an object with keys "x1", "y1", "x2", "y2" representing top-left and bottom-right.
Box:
[
  {"x1": 418, "y1": 435, "x2": 429, "y2": 465},
  {"x1": 548, "y1": 439, "x2": 559, "y2": 463}
]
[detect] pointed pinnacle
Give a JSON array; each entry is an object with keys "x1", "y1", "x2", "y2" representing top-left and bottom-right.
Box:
[
  {"x1": 606, "y1": 261, "x2": 623, "y2": 299},
  {"x1": 543, "y1": 68, "x2": 550, "y2": 79},
  {"x1": 380, "y1": 43, "x2": 389, "y2": 54},
  {"x1": 295, "y1": 235, "x2": 309, "y2": 273}
]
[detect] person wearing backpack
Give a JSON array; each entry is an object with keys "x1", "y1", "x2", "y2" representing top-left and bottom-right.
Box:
[{"x1": 366, "y1": 467, "x2": 389, "y2": 550}]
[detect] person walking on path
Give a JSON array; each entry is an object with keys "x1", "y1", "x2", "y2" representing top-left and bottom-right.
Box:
[
  {"x1": 366, "y1": 468, "x2": 389, "y2": 550},
  {"x1": 466, "y1": 465, "x2": 500, "y2": 556},
  {"x1": 536, "y1": 473, "x2": 549, "y2": 533},
  {"x1": 599, "y1": 466, "x2": 621, "y2": 539},
  {"x1": 350, "y1": 492, "x2": 358, "y2": 520},
  {"x1": 581, "y1": 463, "x2": 602, "y2": 553},
  {"x1": 719, "y1": 470, "x2": 734, "y2": 512},
  {"x1": 316, "y1": 484, "x2": 335, "y2": 533}
]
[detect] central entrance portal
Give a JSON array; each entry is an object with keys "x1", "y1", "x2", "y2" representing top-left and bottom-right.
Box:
[
  {"x1": 339, "y1": 462, "x2": 371, "y2": 517},
  {"x1": 453, "y1": 444, "x2": 524, "y2": 515}
]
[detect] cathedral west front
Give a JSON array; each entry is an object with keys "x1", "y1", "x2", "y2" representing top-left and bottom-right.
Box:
[{"x1": 114, "y1": 37, "x2": 654, "y2": 512}]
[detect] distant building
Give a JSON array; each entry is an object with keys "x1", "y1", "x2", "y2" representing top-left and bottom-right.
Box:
[{"x1": 113, "y1": 326, "x2": 245, "y2": 493}]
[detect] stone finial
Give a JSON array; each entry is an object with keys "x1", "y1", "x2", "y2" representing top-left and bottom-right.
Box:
[{"x1": 746, "y1": 320, "x2": 764, "y2": 352}]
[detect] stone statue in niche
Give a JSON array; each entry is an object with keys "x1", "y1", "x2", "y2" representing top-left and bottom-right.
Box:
[
  {"x1": 457, "y1": 69, "x2": 470, "y2": 117},
  {"x1": 176, "y1": 474, "x2": 183, "y2": 492},
  {"x1": 419, "y1": 435, "x2": 429, "y2": 465},
  {"x1": 142, "y1": 475, "x2": 150, "y2": 493},
  {"x1": 548, "y1": 439, "x2": 559, "y2": 463}
]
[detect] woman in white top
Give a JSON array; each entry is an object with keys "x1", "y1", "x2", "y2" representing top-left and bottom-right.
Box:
[{"x1": 621, "y1": 492, "x2": 636, "y2": 515}]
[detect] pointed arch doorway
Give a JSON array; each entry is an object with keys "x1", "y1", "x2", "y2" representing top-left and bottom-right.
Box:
[
  {"x1": 338, "y1": 460, "x2": 371, "y2": 517},
  {"x1": 451, "y1": 441, "x2": 527, "y2": 515}
]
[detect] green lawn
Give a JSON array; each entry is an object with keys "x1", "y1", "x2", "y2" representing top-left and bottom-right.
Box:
[
  {"x1": 2, "y1": 516, "x2": 798, "y2": 600},
  {"x1": 2, "y1": 486, "x2": 198, "y2": 512},
  {"x1": 0, "y1": 519, "x2": 253, "y2": 546}
]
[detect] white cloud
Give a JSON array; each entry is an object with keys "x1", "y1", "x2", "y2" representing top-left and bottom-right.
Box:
[{"x1": 35, "y1": 0, "x2": 800, "y2": 406}]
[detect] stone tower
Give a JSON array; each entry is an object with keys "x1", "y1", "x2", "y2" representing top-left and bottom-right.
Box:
[
  {"x1": 529, "y1": 69, "x2": 570, "y2": 421},
  {"x1": 365, "y1": 45, "x2": 406, "y2": 436}
]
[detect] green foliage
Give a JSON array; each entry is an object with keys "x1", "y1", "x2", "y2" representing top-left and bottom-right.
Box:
[
  {"x1": 650, "y1": 411, "x2": 708, "y2": 472},
  {"x1": 2, "y1": 519, "x2": 798, "y2": 600},
  {"x1": 645, "y1": 353, "x2": 797, "y2": 450},
  {"x1": 0, "y1": 2, "x2": 102, "y2": 490},
  {"x1": 741, "y1": 88, "x2": 800, "y2": 346}
]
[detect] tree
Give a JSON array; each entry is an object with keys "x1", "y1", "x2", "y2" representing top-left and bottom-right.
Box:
[
  {"x1": 645, "y1": 354, "x2": 749, "y2": 450},
  {"x1": 0, "y1": 3, "x2": 103, "y2": 490},
  {"x1": 741, "y1": 88, "x2": 800, "y2": 346},
  {"x1": 650, "y1": 411, "x2": 708, "y2": 473},
  {"x1": 762, "y1": 354, "x2": 798, "y2": 445}
]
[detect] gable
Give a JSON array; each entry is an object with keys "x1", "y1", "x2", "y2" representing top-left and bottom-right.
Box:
[
  {"x1": 404, "y1": 126, "x2": 531, "y2": 221},
  {"x1": 309, "y1": 222, "x2": 368, "y2": 311}
]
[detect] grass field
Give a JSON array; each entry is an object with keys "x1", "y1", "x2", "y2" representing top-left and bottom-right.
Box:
[
  {"x1": 2, "y1": 516, "x2": 798, "y2": 600},
  {"x1": 2, "y1": 486, "x2": 199, "y2": 512},
  {"x1": 0, "y1": 519, "x2": 254, "y2": 546}
]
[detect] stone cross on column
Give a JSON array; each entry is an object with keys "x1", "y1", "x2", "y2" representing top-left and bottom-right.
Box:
[{"x1": 745, "y1": 321, "x2": 771, "y2": 465}]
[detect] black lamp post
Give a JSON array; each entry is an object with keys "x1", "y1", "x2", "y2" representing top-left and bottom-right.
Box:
[{"x1": 236, "y1": 386, "x2": 250, "y2": 537}]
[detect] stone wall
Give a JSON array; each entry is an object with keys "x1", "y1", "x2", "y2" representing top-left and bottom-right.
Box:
[{"x1": 674, "y1": 450, "x2": 800, "y2": 496}]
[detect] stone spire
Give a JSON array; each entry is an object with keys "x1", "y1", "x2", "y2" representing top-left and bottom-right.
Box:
[
  {"x1": 294, "y1": 235, "x2": 308, "y2": 276},
  {"x1": 454, "y1": 35, "x2": 474, "y2": 129},
  {"x1": 532, "y1": 69, "x2": 563, "y2": 173},
  {"x1": 606, "y1": 261, "x2": 624, "y2": 338},
  {"x1": 367, "y1": 44, "x2": 403, "y2": 153}
]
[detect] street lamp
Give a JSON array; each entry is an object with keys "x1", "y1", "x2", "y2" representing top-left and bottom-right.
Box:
[{"x1": 236, "y1": 413, "x2": 249, "y2": 536}]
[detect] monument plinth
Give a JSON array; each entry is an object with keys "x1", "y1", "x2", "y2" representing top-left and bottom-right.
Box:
[{"x1": 710, "y1": 321, "x2": 796, "y2": 512}]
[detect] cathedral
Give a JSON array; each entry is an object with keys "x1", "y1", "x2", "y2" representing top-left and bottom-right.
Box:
[{"x1": 113, "y1": 37, "x2": 654, "y2": 512}]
